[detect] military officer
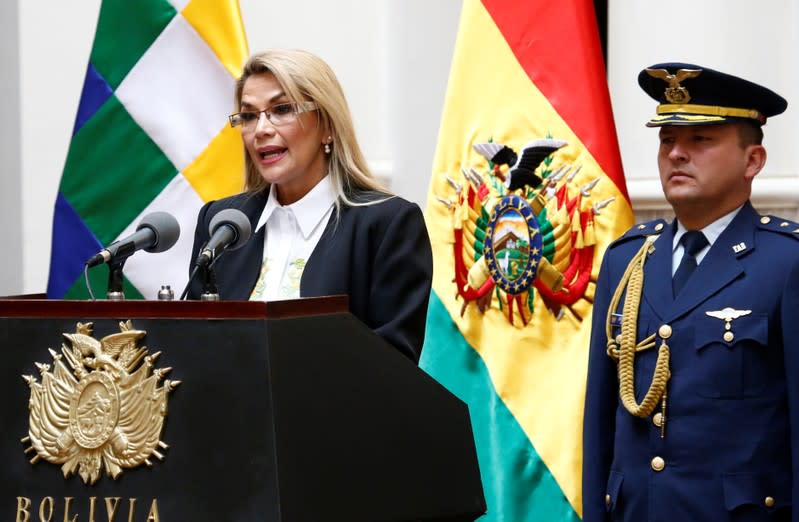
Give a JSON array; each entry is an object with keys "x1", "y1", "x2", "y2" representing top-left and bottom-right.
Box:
[{"x1": 583, "y1": 62, "x2": 799, "y2": 521}]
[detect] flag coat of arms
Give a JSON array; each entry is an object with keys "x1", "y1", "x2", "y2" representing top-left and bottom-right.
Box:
[
  {"x1": 421, "y1": 0, "x2": 634, "y2": 520},
  {"x1": 47, "y1": 0, "x2": 248, "y2": 299}
]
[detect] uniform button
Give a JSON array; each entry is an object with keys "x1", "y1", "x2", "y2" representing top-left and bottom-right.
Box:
[
  {"x1": 764, "y1": 496, "x2": 775, "y2": 508},
  {"x1": 723, "y1": 331, "x2": 734, "y2": 343},
  {"x1": 605, "y1": 494, "x2": 612, "y2": 505},
  {"x1": 651, "y1": 456, "x2": 665, "y2": 471},
  {"x1": 761, "y1": 216, "x2": 771, "y2": 224},
  {"x1": 658, "y1": 324, "x2": 672, "y2": 339},
  {"x1": 652, "y1": 412, "x2": 663, "y2": 427},
  {"x1": 654, "y1": 223, "x2": 664, "y2": 232},
  {"x1": 637, "y1": 224, "x2": 646, "y2": 230}
]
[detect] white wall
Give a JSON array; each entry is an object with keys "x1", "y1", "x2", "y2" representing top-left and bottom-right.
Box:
[
  {"x1": 608, "y1": 0, "x2": 799, "y2": 210},
  {"x1": 4, "y1": 0, "x2": 799, "y2": 295},
  {"x1": 0, "y1": 0, "x2": 21, "y2": 295}
]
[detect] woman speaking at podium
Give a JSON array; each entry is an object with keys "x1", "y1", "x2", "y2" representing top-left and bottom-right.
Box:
[{"x1": 187, "y1": 49, "x2": 433, "y2": 363}]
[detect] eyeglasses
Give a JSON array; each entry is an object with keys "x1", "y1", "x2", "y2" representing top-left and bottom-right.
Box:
[{"x1": 229, "y1": 101, "x2": 318, "y2": 129}]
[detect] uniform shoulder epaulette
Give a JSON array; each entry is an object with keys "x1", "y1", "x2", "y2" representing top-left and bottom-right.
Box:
[
  {"x1": 756, "y1": 214, "x2": 799, "y2": 239},
  {"x1": 610, "y1": 219, "x2": 669, "y2": 246}
]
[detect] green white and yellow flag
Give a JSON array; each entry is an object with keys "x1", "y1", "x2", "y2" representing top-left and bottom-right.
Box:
[
  {"x1": 47, "y1": 0, "x2": 248, "y2": 299},
  {"x1": 421, "y1": 0, "x2": 634, "y2": 520}
]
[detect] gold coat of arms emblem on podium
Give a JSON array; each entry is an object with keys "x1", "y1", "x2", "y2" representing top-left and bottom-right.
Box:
[{"x1": 21, "y1": 321, "x2": 180, "y2": 484}]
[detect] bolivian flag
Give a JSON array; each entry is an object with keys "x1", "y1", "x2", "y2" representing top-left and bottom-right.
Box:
[
  {"x1": 47, "y1": 0, "x2": 248, "y2": 300},
  {"x1": 421, "y1": 0, "x2": 633, "y2": 520}
]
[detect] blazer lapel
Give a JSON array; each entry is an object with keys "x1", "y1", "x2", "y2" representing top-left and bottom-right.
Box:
[
  {"x1": 663, "y1": 203, "x2": 757, "y2": 322},
  {"x1": 300, "y1": 205, "x2": 340, "y2": 296},
  {"x1": 641, "y1": 226, "x2": 675, "y2": 320}
]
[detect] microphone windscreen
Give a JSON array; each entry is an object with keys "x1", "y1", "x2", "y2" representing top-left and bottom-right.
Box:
[
  {"x1": 138, "y1": 211, "x2": 181, "y2": 253},
  {"x1": 208, "y1": 209, "x2": 252, "y2": 251}
]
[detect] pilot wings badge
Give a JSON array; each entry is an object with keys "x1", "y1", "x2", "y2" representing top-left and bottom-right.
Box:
[{"x1": 21, "y1": 321, "x2": 180, "y2": 484}]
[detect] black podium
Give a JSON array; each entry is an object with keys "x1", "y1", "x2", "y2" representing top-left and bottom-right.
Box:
[{"x1": 0, "y1": 297, "x2": 485, "y2": 522}]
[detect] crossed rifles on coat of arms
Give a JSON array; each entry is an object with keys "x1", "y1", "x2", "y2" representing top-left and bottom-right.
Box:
[
  {"x1": 21, "y1": 321, "x2": 180, "y2": 484},
  {"x1": 435, "y1": 137, "x2": 618, "y2": 327}
]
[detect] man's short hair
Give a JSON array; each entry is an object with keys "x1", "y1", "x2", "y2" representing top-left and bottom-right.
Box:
[{"x1": 736, "y1": 120, "x2": 764, "y2": 147}]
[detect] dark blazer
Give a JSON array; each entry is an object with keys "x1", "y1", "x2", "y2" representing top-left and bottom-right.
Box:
[
  {"x1": 187, "y1": 188, "x2": 433, "y2": 363},
  {"x1": 583, "y1": 202, "x2": 799, "y2": 522}
]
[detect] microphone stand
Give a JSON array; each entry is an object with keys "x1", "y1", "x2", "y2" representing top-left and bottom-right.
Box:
[
  {"x1": 106, "y1": 257, "x2": 126, "y2": 301},
  {"x1": 104, "y1": 242, "x2": 137, "y2": 301},
  {"x1": 200, "y1": 263, "x2": 220, "y2": 301}
]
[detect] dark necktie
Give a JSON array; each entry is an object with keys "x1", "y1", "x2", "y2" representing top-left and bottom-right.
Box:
[{"x1": 672, "y1": 230, "x2": 708, "y2": 296}]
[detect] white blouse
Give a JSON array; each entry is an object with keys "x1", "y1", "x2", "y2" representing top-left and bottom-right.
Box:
[{"x1": 249, "y1": 176, "x2": 335, "y2": 301}]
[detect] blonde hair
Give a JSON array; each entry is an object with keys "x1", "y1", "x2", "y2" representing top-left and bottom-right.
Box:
[{"x1": 234, "y1": 49, "x2": 390, "y2": 206}]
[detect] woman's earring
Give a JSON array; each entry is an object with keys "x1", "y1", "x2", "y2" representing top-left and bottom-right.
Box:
[{"x1": 324, "y1": 136, "x2": 332, "y2": 154}]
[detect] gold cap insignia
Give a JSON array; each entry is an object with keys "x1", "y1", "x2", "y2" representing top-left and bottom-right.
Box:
[
  {"x1": 21, "y1": 321, "x2": 181, "y2": 484},
  {"x1": 646, "y1": 68, "x2": 703, "y2": 104}
]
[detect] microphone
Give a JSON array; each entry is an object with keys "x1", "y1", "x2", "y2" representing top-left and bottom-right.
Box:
[
  {"x1": 194, "y1": 209, "x2": 252, "y2": 269},
  {"x1": 86, "y1": 211, "x2": 181, "y2": 268}
]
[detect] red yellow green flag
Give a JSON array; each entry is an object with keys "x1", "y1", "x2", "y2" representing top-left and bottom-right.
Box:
[{"x1": 420, "y1": 0, "x2": 634, "y2": 519}]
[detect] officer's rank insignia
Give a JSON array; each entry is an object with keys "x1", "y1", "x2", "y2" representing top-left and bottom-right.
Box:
[
  {"x1": 436, "y1": 136, "x2": 616, "y2": 326},
  {"x1": 705, "y1": 307, "x2": 751, "y2": 343},
  {"x1": 21, "y1": 321, "x2": 180, "y2": 484}
]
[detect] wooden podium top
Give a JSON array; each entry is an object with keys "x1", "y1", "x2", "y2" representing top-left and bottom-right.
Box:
[{"x1": 0, "y1": 295, "x2": 348, "y2": 319}]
